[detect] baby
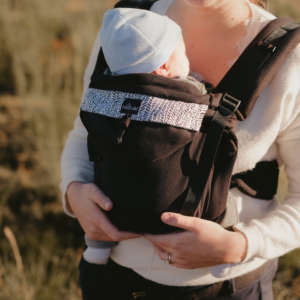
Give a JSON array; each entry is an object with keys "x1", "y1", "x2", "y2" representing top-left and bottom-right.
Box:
[{"x1": 83, "y1": 7, "x2": 207, "y2": 264}]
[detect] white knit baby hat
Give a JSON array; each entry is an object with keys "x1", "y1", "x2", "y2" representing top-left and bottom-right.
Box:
[{"x1": 100, "y1": 8, "x2": 182, "y2": 75}]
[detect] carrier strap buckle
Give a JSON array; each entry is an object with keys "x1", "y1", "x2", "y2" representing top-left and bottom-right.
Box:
[{"x1": 219, "y1": 93, "x2": 241, "y2": 117}]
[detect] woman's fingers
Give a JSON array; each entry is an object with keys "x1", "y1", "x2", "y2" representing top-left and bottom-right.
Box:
[
  {"x1": 144, "y1": 213, "x2": 201, "y2": 251},
  {"x1": 72, "y1": 193, "x2": 112, "y2": 241},
  {"x1": 145, "y1": 231, "x2": 183, "y2": 253},
  {"x1": 152, "y1": 245, "x2": 177, "y2": 265},
  {"x1": 86, "y1": 183, "x2": 113, "y2": 211},
  {"x1": 152, "y1": 245, "x2": 167, "y2": 259},
  {"x1": 94, "y1": 212, "x2": 139, "y2": 241},
  {"x1": 152, "y1": 245, "x2": 189, "y2": 269},
  {"x1": 67, "y1": 182, "x2": 140, "y2": 241},
  {"x1": 146, "y1": 213, "x2": 247, "y2": 269},
  {"x1": 161, "y1": 212, "x2": 200, "y2": 231}
]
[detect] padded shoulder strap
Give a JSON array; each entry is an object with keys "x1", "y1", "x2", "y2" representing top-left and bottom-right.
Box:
[
  {"x1": 215, "y1": 18, "x2": 300, "y2": 120},
  {"x1": 90, "y1": 0, "x2": 157, "y2": 82},
  {"x1": 114, "y1": 0, "x2": 157, "y2": 9}
]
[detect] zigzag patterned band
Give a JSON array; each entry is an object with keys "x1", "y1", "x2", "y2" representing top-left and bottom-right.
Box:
[{"x1": 81, "y1": 88, "x2": 208, "y2": 131}]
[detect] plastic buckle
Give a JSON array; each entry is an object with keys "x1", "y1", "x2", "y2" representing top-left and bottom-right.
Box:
[
  {"x1": 219, "y1": 93, "x2": 241, "y2": 117},
  {"x1": 281, "y1": 22, "x2": 300, "y2": 31}
]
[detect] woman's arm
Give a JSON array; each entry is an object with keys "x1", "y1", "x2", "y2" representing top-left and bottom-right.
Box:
[
  {"x1": 67, "y1": 182, "x2": 139, "y2": 241},
  {"x1": 60, "y1": 26, "x2": 102, "y2": 216},
  {"x1": 232, "y1": 48, "x2": 300, "y2": 262},
  {"x1": 60, "y1": 116, "x2": 93, "y2": 216},
  {"x1": 234, "y1": 112, "x2": 300, "y2": 261}
]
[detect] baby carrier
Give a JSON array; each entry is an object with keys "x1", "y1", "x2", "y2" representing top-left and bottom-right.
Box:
[{"x1": 80, "y1": 0, "x2": 300, "y2": 234}]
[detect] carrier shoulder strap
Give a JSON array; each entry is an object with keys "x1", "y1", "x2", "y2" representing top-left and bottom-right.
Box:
[
  {"x1": 215, "y1": 18, "x2": 300, "y2": 120},
  {"x1": 114, "y1": 0, "x2": 157, "y2": 9},
  {"x1": 182, "y1": 18, "x2": 300, "y2": 221},
  {"x1": 90, "y1": 0, "x2": 157, "y2": 83}
]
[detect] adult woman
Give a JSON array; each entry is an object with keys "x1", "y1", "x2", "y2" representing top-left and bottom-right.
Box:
[{"x1": 61, "y1": 0, "x2": 300, "y2": 299}]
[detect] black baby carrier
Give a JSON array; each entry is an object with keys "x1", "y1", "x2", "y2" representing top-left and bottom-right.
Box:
[{"x1": 80, "y1": 0, "x2": 300, "y2": 234}]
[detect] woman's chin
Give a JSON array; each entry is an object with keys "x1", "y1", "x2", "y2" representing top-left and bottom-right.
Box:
[{"x1": 183, "y1": 0, "x2": 216, "y2": 8}]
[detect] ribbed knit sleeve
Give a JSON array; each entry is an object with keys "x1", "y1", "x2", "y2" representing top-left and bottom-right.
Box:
[
  {"x1": 60, "y1": 29, "x2": 102, "y2": 216},
  {"x1": 235, "y1": 46, "x2": 300, "y2": 261}
]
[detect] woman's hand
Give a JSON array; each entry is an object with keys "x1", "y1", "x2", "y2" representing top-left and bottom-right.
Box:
[
  {"x1": 67, "y1": 182, "x2": 140, "y2": 241},
  {"x1": 145, "y1": 212, "x2": 247, "y2": 269}
]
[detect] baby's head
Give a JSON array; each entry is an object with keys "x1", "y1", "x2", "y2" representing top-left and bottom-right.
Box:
[{"x1": 100, "y1": 8, "x2": 190, "y2": 78}]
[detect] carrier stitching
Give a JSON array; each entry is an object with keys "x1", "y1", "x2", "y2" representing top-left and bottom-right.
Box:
[{"x1": 81, "y1": 88, "x2": 208, "y2": 131}]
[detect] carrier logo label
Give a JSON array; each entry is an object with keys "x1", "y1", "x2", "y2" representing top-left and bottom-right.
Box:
[{"x1": 121, "y1": 98, "x2": 142, "y2": 115}]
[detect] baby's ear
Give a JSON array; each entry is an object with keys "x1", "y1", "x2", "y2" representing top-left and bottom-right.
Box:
[{"x1": 152, "y1": 63, "x2": 170, "y2": 77}]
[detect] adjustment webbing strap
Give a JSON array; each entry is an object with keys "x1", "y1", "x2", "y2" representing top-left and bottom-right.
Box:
[
  {"x1": 181, "y1": 116, "x2": 226, "y2": 217},
  {"x1": 181, "y1": 94, "x2": 240, "y2": 217},
  {"x1": 215, "y1": 18, "x2": 300, "y2": 120}
]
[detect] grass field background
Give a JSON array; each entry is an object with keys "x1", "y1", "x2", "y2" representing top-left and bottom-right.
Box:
[{"x1": 0, "y1": 0, "x2": 299, "y2": 299}]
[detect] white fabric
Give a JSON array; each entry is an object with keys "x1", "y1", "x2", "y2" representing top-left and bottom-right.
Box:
[
  {"x1": 81, "y1": 88, "x2": 208, "y2": 131},
  {"x1": 60, "y1": 0, "x2": 300, "y2": 286},
  {"x1": 83, "y1": 247, "x2": 112, "y2": 265},
  {"x1": 100, "y1": 8, "x2": 182, "y2": 74}
]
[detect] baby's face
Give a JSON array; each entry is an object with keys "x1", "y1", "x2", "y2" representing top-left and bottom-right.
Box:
[{"x1": 166, "y1": 37, "x2": 190, "y2": 78}]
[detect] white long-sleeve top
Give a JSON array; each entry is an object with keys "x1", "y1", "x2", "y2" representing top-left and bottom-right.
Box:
[{"x1": 61, "y1": 0, "x2": 300, "y2": 286}]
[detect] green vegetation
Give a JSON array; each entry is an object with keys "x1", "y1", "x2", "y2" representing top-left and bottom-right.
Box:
[{"x1": 0, "y1": 0, "x2": 299, "y2": 299}]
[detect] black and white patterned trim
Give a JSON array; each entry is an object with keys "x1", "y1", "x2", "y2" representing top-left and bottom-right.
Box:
[{"x1": 81, "y1": 88, "x2": 208, "y2": 131}]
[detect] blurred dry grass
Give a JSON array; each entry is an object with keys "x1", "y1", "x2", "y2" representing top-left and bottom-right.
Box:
[
  {"x1": 270, "y1": 0, "x2": 300, "y2": 20},
  {"x1": 0, "y1": 0, "x2": 299, "y2": 299},
  {"x1": 0, "y1": 0, "x2": 113, "y2": 299}
]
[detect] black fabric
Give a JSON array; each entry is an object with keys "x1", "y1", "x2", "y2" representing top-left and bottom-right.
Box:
[
  {"x1": 114, "y1": 0, "x2": 157, "y2": 10},
  {"x1": 215, "y1": 18, "x2": 300, "y2": 120},
  {"x1": 182, "y1": 115, "x2": 238, "y2": 221},
  {"x1": 231, "y1": 160, "x2": 279, "y2": 200},
  {"x1": 81, "y1": 73, "x2": 238, "y2": 233},
  {"x1": 90, "y1": 49, "x2": 108, "y2": 84}
]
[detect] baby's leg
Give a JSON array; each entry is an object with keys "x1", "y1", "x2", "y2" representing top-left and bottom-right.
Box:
[{"x1": 84, "y1": 234, "x2": 118, "y2": 264}]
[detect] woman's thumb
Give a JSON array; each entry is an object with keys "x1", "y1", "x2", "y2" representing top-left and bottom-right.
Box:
[{"x1": 161, "y1": 212, "x2": 199, "y2": 231}]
